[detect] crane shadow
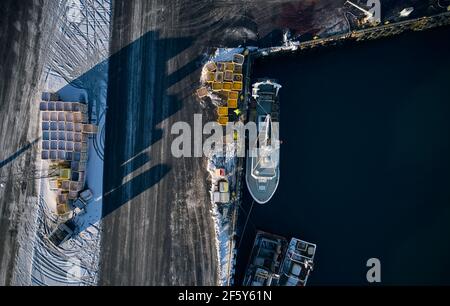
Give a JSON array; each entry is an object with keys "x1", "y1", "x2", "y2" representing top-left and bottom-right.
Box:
[
  {"x1": 0, "y1": 138, "x2": 40, "y2": 169},
  {"x1": 47, "y1": 30, "x2": 202, "y2": 233}
]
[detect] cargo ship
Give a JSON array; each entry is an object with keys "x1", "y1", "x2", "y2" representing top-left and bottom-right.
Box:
[{"x1": 246, "y1": 79, "x2": 282, "y2": 204}]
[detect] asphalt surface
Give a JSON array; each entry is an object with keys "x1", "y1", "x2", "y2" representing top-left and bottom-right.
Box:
[
  {"x1": 0, "y1": 0, "x2": 58, "y2": 285},
  {"x1": 98, "y1": 0, "x2": 343, "y2": 286}
]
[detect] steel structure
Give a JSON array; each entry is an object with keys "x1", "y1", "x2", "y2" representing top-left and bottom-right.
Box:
[{"x1": 257, "y1": 11, "x2": 450, "y2": 56}]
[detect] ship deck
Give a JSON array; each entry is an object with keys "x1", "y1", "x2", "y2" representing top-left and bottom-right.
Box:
[
  {"x1": 246, "y1": 154, "x2": 280, "y2": 205},
  {"x1": 246, "y1": 81, "x2": 280, "y2": 205}
]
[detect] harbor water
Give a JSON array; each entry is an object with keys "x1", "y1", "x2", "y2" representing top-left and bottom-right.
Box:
[{"x1": 236, "y1": 25, "x2": 450, "y2": 285}]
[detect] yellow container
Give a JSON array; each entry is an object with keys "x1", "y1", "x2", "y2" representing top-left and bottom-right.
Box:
[
  {"x1": 224, "y1": 70, "x2": 233, "y2": 81},
  {"x1": 219, "y1": 180, "x2": 229, "y2": 193},
  {"x1": 215, "y1": 71, "x2": 224, "y2": 82},
  {"x1": 227, "y1": 99, "x2": 238, "y2": 109},
  {"x1": 233, "y1": 73, "x2": 243, "y2": 82},
  {"x1": 217, "y1": 107, "x2": 229, "y2": 117},
  {"x1": 217, "y1": 62, "x2": 225, "y2": 72},
  {"x1": 233, "y1": 54, "x2": 245, "y2": 65},
  {"x1": 225, "y1": 62, "x2": 235, "y2": 71},
  {"x1": 229, "y1": 91, "x2": 239, "y2": 100},
  {"x1": 222, "y1": 82, "x2": 233, "y2": 91},
  {"x1": 57, "y1": 203, "x2": 70, "y2": 216},
  {"x1": 60, "y1": 180, "x2": 70, "y2": 191},
  {"x1": 218, "y1": 91, "x2": 229, "y2": 101},
  {"x1": 205, "y1": 62, "x2": 217, "y2": 72},
  {"x1": 234, "y1": 64, "x2": 243, "y2": 74},
  {"x1": 218, "y1": 117, "x2": 229, "y2": 126},
  {"x1": 212, "y1": 82, "x2": 223, "y2": 91},
  {"x1": 52, "y1": 179, "x2": 63, "y2": 190},
  {"x1": 60, "y1": 168, "x2": 71, "y2": 180},
  {"x1": 206, "y1": 72, "x2": 215, "y2": 83},
  {"x1": 232, "y1": 82, "x2": 243, "y2": 91},
  {"x1": 57, "y1": 193, "x2": 68, "y2": 205},
  {"x1": 197, "y1": 87, "x2": 208, "y2": 98}
]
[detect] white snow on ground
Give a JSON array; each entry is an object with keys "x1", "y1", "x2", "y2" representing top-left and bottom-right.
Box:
[
  {"x1": 201, "y1": 48, "x2": 248, "y2": 286},
  {"x1": 207, "y1": 141, "x2": 240, "y2": 286},
  {"x1": 10, "y1": 196, "x2": 40, "y2": 285},
  {"x1": 28, "y1": 68, "x2": 107, "y2": 286},
  {"x1": 212, "y1": 48, "x2": 245, "y2": 62},
  {"x1": 211, "y1": 204, "x2": 231, "y2": 285},
  {"x1": 12, "y1": 0, "x2": 110, "y2": 286},
  {"x1": 75, "y1": 86, "x2": 106, "y2": 233}
]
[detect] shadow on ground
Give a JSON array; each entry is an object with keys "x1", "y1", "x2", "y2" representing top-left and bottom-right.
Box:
[
  {"x1": 102, "y1": 30, "x2": 200, "y2": 218},
  {"x1": 46, "y1": 30, "x2": 202, "y2": 225},
  {"x1": 0, "y1": 139, "x2": 40, "y2": 169}
]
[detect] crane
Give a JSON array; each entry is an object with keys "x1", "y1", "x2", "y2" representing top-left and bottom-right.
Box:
[{"x1": 345, "y1": 1, "x2": 380, "y2": 24}]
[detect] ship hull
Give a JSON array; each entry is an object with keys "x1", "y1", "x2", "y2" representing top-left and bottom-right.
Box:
[
  {"x1": 245, "y1": 155, "x2": 280, "y2": 204},
  {"x1": 245, "y1": 79, "x2": 281, "y2": 205}
]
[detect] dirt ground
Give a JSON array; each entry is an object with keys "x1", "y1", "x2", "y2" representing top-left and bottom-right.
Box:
[
  {"x1": 0, "y1": 0, "x2": 60, "y2": 285},
  {"x1": 1, "y1": 0, "x2": 410, "y2": 286},
  {"x1": 99, "y1": 0, "x2": 347, "y2": 286}
]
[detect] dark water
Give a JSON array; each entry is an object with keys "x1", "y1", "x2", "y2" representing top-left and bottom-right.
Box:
[{"x1": 236, "y1": 26, "x2": 450, "y2": 285}]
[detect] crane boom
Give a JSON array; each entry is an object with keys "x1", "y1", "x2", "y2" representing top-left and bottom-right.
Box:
[{"x1": 345, "y1": 1, "x2": 374, "y2": 18}]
